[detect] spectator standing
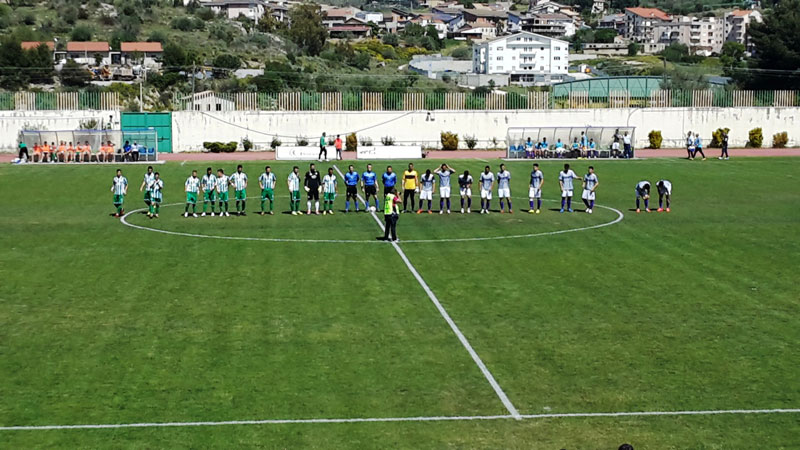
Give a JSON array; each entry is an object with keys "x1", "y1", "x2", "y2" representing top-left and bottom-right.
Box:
[
  {"x1": 623, "y1": 132, "x2": 632, "y2": 159},
  {"x1": 17, "y1": 140, "x2": 29, "y2": 162},
  {"x1": 719, "y1": 130, "x2": 729, "y2": 160},
  {"x1": 334, "y1": 135, "x2": 343, "y2": 160},
  {"x1": 318, "y1": 132, "x2": 328, "y2": 161}
]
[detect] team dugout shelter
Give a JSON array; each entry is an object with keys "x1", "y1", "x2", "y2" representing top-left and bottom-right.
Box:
[
  {"x1": 506, "y1": 126, "x2": 636, "y2": 159},
  {"x1": 20, "y1": 129, "x2": 159, "y2": 162}
]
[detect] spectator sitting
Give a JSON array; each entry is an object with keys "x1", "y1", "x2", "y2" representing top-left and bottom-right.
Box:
[
  {"x1": 555, "y1": 139, "x2": 565, "y2": 158},
  {"x1": 56, "y1": 141, "x2": 67, "y2": 163},
  {"x1": 537, "y1": 137, "x2": 548, "y2": 158},
  {"x1": 525, "y1": 137, "x2": 534, "y2": 158},
  {"x1": 66, "y1": 142, "x2": 75, "y2": 162},
  {"x1": 123, "y1": 141, "x2": 132, "y2": 161},
  {"x1": 41, "y1": 142, "x2": 52, "y2": 162},
  {"x1": 571, "y1": 137, "x2": 580, "y2": 156},
  {"x1": 588, "y1": 138, "x2": 598, "y2": 158},
  {"x1": 131, "y1": 141, "x2": 140, "y2": 161}
]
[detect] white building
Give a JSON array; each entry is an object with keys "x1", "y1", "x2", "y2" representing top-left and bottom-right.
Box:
[
  {"x1": 625, "y1": 7, "x2": 671, "y2": 43},
  {"x1": 724, "y1": 9, "x2": 763, "y2": 54},
  {"x1": 472, "y1": 31, "x2": 568, "y2": 84},
  {"x1": 655, "y1": 15, "x2": 724, "y2": 56},
  {"x1": 205, "y1": 0, "x2": 267, "y2": 20}
]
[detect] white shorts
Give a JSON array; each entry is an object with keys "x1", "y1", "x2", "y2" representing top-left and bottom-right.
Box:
[
  {"x1": 498, "y1": 188, "x2": 510, "y2": 198},
  {"x1": 440, "y1": 186, "x2": 451, "y2": 198},
  {"x1": 561, "y1": 189, "x2": 573, "y2": 198},
  {"x1": 658, "y1": 187, "x2": 672, "y2": 196},
  {"x1": 420, "y1": 190, "x2": 432, "y2": 200},
  {"x1": 582, "y1": 189, "x2": 595, "y2": 201},
  {"x1": 529, "y1": 187, "x2": 541, "y2": 198},
  {"x1": 460, "y1": 188, "x2": 471, "y2": 197},
  {"x1": 612, "y1": 142, "x2": 620, "y2": 150},
  {"x1": 480, "y1": 188, "x2": 492, "y2": 200}
]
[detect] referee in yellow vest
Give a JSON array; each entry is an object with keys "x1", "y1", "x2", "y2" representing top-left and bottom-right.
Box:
[{"x1": 380, "y1": 188, "x2": 401, "y2": 242}]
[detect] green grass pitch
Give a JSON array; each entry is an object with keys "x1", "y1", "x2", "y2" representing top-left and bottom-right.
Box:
[{"x1": 1, "y1": 158, "x2": 798, "y2": 448}]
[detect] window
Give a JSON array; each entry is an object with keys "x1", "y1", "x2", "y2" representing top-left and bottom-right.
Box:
[
  {"x1": 497, "y1": 66, "x2": 503, "y2": 70},
  {"x1": 554, "y1": 56, "x2": 560, "y2": 60},
  {"x1": 497, "y1": 46, "x2": 503, "y2": 50},
  {"x1": 497, "y1": 56, "x2": 503, "y2": 60}
]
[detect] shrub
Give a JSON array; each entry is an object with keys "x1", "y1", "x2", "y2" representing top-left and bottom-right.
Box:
[
  {"x1": 648, "y1": 130, "x2": 663, "y2": 149},
  {"x1": 464, "y1": 134, "x2": 478, "y2": 149},
  {"x1": 346, "y1": 133, "x2": 357, "y2": 151},
  {"x1": 203, "y1": 142, "x2": 221, "y2": 153},
  {"x1": 223, "y1": 141, "x2": 238, "y2": 152},
  {"x1": 772, "y1": 131, "x2": 788, "y2": 148},
  {"x1": 710, "y1": 127, "x2": 730, "y2": 148},
  {"x1": 359, "y1": 136, "x2": 373, "y2": 146},
  {"x1": 270, "y1": 136, "x2": 282, "y2": 149},
  {"x1": 242, "y1": 137, "x2": 253, "y2": 151},
  {"x1": 79, "y1": 119, "x2": 99, "y2": 130},
  {"x1": 441, "y1": 131, "x2": 459, "y2": 150},
  {"x1": 381, "y1": 136, "x2": 395, "y2": 146},
  {"x1": 747, "y1": 128, "x2": 763, "y2": 148},
  {"x1": 296, "y1": 136, "x2": 309, "y2": 146}
]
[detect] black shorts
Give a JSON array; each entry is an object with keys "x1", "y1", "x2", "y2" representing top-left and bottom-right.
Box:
[
  {"x1": 307, "y1": 190, "x2": 319, "y2": 201},
  {"x1": 365, "y1": 185, "x2": 377, "y2": 196},
  {"x1": 346, "y1": 185, "x2": 357, "y2": 197}
]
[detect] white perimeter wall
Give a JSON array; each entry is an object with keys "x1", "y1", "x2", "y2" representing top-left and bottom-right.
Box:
[
  {"x1": 0, "y1": 110, "x2": 120, "y2": 151},
  {"x1": 171, "y1": 108, "x2": 799, "y2": 152},
  {"x1": 1, "y1": 108, "x2": 798, "y2": 152}
]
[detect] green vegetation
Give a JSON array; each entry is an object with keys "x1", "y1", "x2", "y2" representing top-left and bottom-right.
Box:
[
  {"x1": 1, "y1": 159, "x2": 799, "y2": 447},
  {"x1": 648, "y1": 130, "x2": 662, "y2": 148},
  {"x1": 772, "y1": 131, "x2": 788, "y2": 148},
  {"x1": 748, "y1": 127, "x2": 763, "y2": 148}
]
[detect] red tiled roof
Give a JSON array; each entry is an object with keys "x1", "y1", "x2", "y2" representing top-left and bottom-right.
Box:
[
  {"x1": 120, "y1": 42, "x2": 163, "y2": 52},
  {"x1": 729, "y1": 9, "x2": 755, "y2": 17},
  {"x1": 21, "y1": 41, "x2": 55, "y2": 50},
  {"x1": 625, "y1": 7, "x2": 670, "y2": 21},
  {"x1": 330, "y1": 25, "x2": 370, "y2": 31},
  {"x1": 67, "y1": 41, "x2": 110, "y2": 52}
]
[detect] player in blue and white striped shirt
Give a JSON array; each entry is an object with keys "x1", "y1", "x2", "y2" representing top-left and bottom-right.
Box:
[
  {"x1": 496, "y1": 164, "x2": 512, "y2": 213},
  {"x1": 230, "y1": 165, "x2": 248, "y2": 216},
  {"x1": 528, "y1": 163, "x2": 544, "y2": 214},
  {"x1": 558, "y1": 163, "x2": 580, "y2": 213},
  {"x1": 581, "y1": 166, "x2": 599, "y2": 214},
  {"x1": 111, "y1": 169, "x2": 128, "y2": 217},
  {"x1": 434, "y1": 163, "x2": 455, "y2": 214}
]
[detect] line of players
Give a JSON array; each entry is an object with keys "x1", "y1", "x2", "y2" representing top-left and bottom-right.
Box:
[{"x1": 109, "y1": 163, "x2": 673, "y2": 218}]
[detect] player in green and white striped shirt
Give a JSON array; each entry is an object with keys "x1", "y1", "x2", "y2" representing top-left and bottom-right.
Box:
[
  {"x1": 230, "y1": 164, "x2": 248, "y2": 216},
  {"x1": 148, "y1": 172, "x2": 163, "y2": 218},
  {"x1": 287, "y1": 166, "x2": 301, "y2": 215},
  {"x1": 258, "y1": 165, "x2": 277, "y2": 215},
  {"x1": 184, "y1": 170, "x2": 201, "y2": 218},
  {"x1": 322, "y1": 167, "x2": 338, "y2": 215},
  {"x1": 201, "y1": 167, "x2": 217, "y2": 216},
  {"x1": 110, "y1": 169, "x2": 128, "y2": 217},
  {"x1": 216, "y1": 168, "x2": 231, "y2": 217},
  {"x1": 139, "y1": 166, "x2": 155, "y2": 207}
]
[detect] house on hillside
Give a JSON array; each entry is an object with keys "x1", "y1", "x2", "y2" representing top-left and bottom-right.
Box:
[
  {"x1": 21, "y1": 41, "x2": 59, "y2": 62},
  {"x1": 120, "y1": 42, "x2": 164, "y2": 67},
  {"x1": 472, "y1": 31, "x2": 569, "y2": 84},
  {"x1": 508, "y1": 12, "x2": 575, "y2": 37},
  {"x1": 724, "y1": 9, "x2": 762, "y2": 54},
  {"x1": 624, "y1": 7, "x2": 671, "y2": 43},
  {"x1": 205, "y1": 0, "x2": 267, "y2": 20},
  {"x1": 181, "y1": 91, "x2": 236, "y2": 111},
  {"x1": 454, "y1": 19, "x2": 497, "y2": 41},
  {"x1": 462, "y1": 9, "x2": 508, "y2": 33},
  {"x1": 322, "y1": 7, "x2": 361, "y2": 28},
  {"x1": 66, "y1": 41, "x2": 112, "y2": 65}
]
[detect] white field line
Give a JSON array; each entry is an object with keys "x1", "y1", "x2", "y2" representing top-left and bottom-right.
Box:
[
  {"x1": 333, "y1": 165, "x2": 521, "y2": 419},
  {"x1": 3, "y1": 409, "x2": 800, "y2": 431}
]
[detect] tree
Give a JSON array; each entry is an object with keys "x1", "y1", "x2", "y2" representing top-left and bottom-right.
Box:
[
  {"x1": 743, "y1": 0, "x2": 800, "y2": 89},
  {"x1": 70, "y1": 25, "x2": 93, "y2": 41},
  {"x1": 382, "y1": 33, "x2": 399, "y2": 47},
  {"x1": 60, "y1": 59, "x2": 91, "y2": 87},
  {"x1": 660, "y1": 68, "x2": 708, "y2": 91},
  {"x1": 288, "y1": 4, "x2": 327, "y2": 56},
  {"x1": 212, "y1": 54, "x2": 241, "y2": 78},
  {"x1": 162, "y1": 43, "x2": 186, "y2": 69},
  {"x1": 627, "y1": 42, "x2": 639, "y2": 56},
  {"x1": 594, "y1": 29, "x2": 618, "y2": 43},
  {"x1": 661, "y1": 42, "x2": 690, "y2": 62}
]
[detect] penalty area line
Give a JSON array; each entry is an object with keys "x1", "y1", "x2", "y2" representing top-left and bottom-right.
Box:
[
  {"x1": 3, "y1": 409, "x2": 799, "y2": 431},
  {"x1": 333, "y1": 165, "x2": 521, "y2": 419}
]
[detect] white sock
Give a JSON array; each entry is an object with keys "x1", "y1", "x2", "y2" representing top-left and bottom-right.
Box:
[
  {"x1": 307, "y1": 201, "x2": 311, "y2": 211},
  {"x1": 315, "y1": 201, "x2": 320, "y2": 211}
]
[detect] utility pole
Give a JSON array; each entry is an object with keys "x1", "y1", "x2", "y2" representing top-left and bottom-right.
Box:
[{"x1": 191, "y1": 63, "x2": 196, "y2": 112}]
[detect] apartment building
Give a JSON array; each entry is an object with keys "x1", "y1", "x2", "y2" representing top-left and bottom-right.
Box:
[
  {"x1": 472, "y1": 31, "x2": 568, "y2": 83},
  {"x1": 624, "y1": 7, "x2": 671, "y2": 43},
  {"x1": 724, "y1": 9, "x2": 763, "y2": 54}
]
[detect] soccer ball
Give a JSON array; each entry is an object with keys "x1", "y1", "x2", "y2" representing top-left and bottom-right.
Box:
[{"x1": 370, "y1": 206, "x2": 376, "y2": 212}]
